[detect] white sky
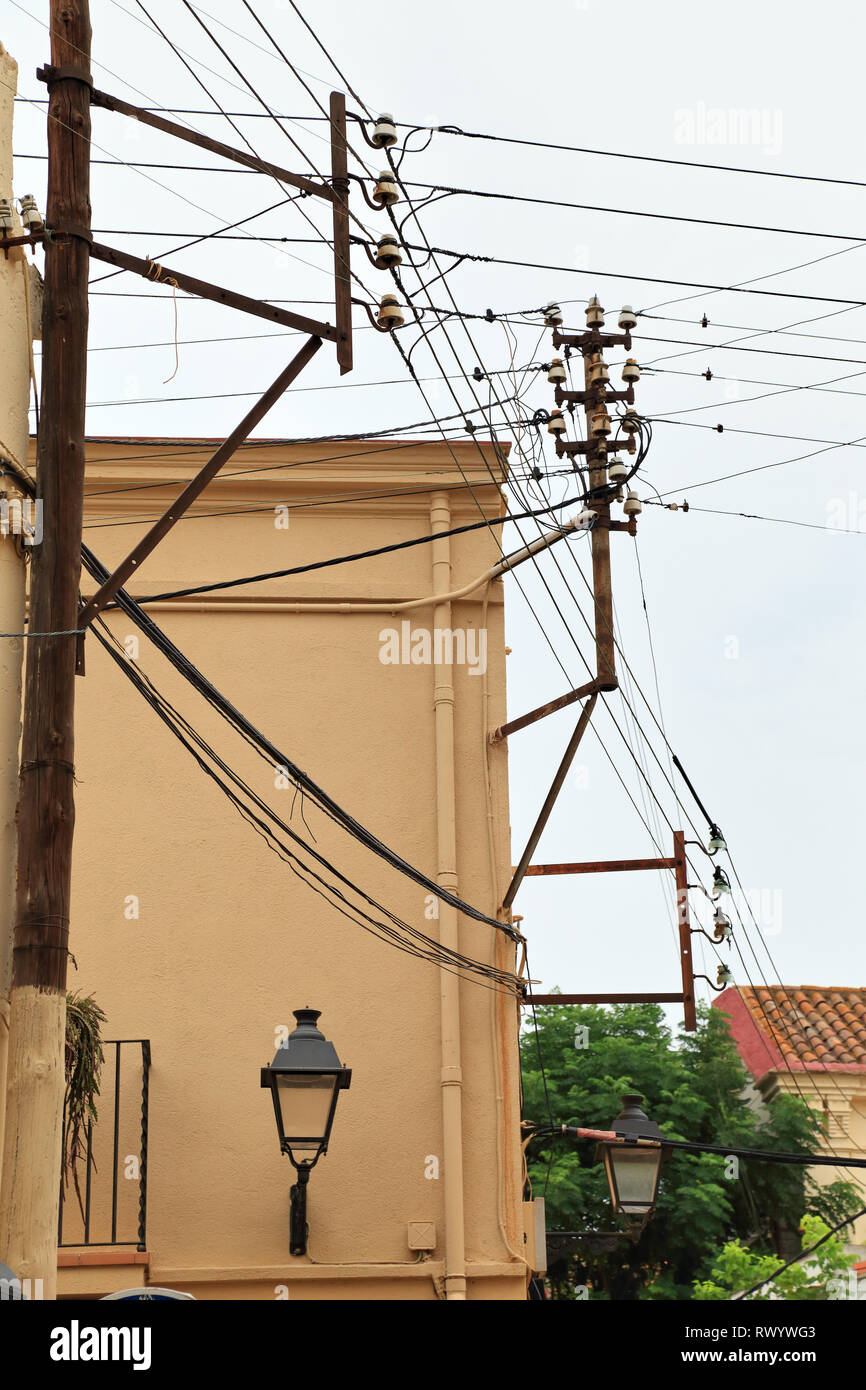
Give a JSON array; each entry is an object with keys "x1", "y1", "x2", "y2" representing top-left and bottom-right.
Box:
[{"x1": 3, "y1": 0, "x2": 865, "y2": 1022}]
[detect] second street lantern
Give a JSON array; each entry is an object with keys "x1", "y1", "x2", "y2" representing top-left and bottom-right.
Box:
[
  {"x1": 261, "y1": 1008, "x2": 352, "y2": 1255},
  {"x1": 601, "y1": 1094, "x2": 664, "y2": 1232}
]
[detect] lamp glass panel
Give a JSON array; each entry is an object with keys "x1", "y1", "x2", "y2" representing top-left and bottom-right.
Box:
[
  {"x1": 609, "y1": 1147, "x2": 660, "y2": 1212},
  {"x1": 276, "y1": 1074, "x2": 337, "y2": 1152}
]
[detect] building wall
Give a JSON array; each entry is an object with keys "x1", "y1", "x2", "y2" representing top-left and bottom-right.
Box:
[
  {"x1": 763, "y1": 1073, "x2": 866, "y2": 1251},
  {"x1": 0, "y1": 42, "x2": 30, "y2": 1195},
  {"x1": 53, "y1": 436, "x2": 527, "y2": 1299}
]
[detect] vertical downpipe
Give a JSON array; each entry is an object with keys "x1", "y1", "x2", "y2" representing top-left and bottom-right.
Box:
[{"x1": 431, "y1": 491, "x2": 467, "y2": 1300}]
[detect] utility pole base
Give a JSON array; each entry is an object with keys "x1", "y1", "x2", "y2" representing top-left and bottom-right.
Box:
[{"x1": 0, "y1": 985, "x2": 66, "y2": 1300}]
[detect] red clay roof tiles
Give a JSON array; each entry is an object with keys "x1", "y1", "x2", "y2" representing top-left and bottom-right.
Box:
[{"x1": 713, "y1": 986, "x2": 866, "y2": 1082}]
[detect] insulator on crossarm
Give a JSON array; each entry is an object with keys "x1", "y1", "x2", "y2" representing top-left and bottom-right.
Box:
[
  {"x1": 18, "y1": 195, "x2": 43, "y2": 231},
  {"x1": 589, "y1": 358, "x2": 610, "y2": 387},
  {"x1": 585, "y1": 294, "x2": 605, "y2": 328},
  {"x1": 622, "y1": 358, "x2": 640, "y2": 384},
  {"x1": 377, "y1": 293, "x2": 404, "y2": 329},
  {"x1": 607, "y1": 457, "x2": 627, "y2": 484},
  {"x1": 589, "y1": 405, "x2": 611, "y2": 437},
  {"x1": 543, "y1": 301, "x2": 563, "y2": 327},
  {"x1": 373, "y1": 170, "x2": 399, "y2": 206},
  {"x1": 547, "y1": 358, "x2": 567, "y2": 385},
  {"x1": 618, "y1": 305, "x2": 637, "y2": 331},
  {"x1": 0, "y1": 199, "x2": 14, "y2": 231},
  {"x1": 371, "y1": 114, "x2": 398, "y2": 148},
  {"x1": 623, "y1": 489, "x2": 642, "y2": 516},
  {"x1": 374, "y1": 234, "x2": 403, "y2": 268},
  {"x1": 621, "y1": 408, "x2": 640, "y2": 435},
  {"x1": 547, "y1": 409, "x2": 567, "y2": 437}
]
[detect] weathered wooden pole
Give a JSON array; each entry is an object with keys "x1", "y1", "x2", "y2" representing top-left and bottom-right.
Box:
[{"x1": 0, "y1": 0, "x2": 91, "y2": 1299}]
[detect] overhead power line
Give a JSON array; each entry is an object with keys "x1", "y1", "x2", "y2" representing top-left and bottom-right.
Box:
[
  {"x1": 653, "y1": 415, "x2": 866, "y2": 451},
  {"x1": 399, "y1": 123, "x2": 866, "y2": 191},
  {"x1": 394, "y1": 179, "x2": 866, "y2": 245},
  {"x1": 109, "y1": 492, "x2": 589, "y2": 606},
  {"x1": 19, "y1": 144, "x2": 866, "y2": 246},
  {"x1": 642, "y1": 499, "x2": 865, "y2": 537},
  {"x1": 22, "y1": 94, "x2": 864, "y2": 190},
  {"x1": 15, "y1": 164, "x2": 866, "y2": 309}
]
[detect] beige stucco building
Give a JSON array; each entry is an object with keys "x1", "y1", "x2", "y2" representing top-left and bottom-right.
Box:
[
  {"x1": 47, "y1": 433, "x2": 532, "y2": 1300},
  {"x1": 716, "y1": 985, "x2": 866, "y2": 1254}
]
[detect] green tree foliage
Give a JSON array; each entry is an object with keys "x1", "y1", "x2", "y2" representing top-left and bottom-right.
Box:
[
  {"x1": 521, "y1": 1001, "x2": 861, "y2": 1299},
  {"x1": 693, "y1": 1215, "x2": 857, "y2": 1300}
]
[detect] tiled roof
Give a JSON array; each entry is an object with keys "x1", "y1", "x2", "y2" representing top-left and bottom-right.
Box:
[{"x1": 713, "y1": 986, "x2": 866, "y2": 1083}]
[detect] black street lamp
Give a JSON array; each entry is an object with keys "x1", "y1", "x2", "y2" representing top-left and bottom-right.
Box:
[
  {"x1": 260, "y1": 1008, "x2": 352, "y2": 1256},
  {"x1": 601, "y1": 1094, "x2": 664, "y2": 1234}
]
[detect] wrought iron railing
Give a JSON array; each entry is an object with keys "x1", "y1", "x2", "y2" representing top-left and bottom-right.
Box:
[{"x1": 58, "y1": 1038, "x2": 151, "y2": 1251}]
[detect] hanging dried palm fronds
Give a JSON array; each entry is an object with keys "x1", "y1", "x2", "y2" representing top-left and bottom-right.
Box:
[{"x1": 63, "y1": 992, "x2": 106, "y2": 1220}]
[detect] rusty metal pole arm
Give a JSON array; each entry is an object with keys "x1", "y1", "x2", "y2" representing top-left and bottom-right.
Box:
[
  {"x1": 62, "y1": 79, "x2": 337, "y2": 202},
  {"x1": 489, "y1": 677, "x2": 602, "y2": 745},
  {"x1": 75, "y1": 336, "x2": 323, "y2": 671},
  {"x1": 674, "y1": 830, "x2": 697, "y2": 1030},
  {"x1": 524, "y1": 855, "x2": 677, "y2": 877},
  {"x1": 87, "y1": 241, "x2": 337, "y2": 341},
  {"x1": 501, "y1": 692, "x2": 598, "y2": 910},
  {"x1": 528, "y1": 992, "x2": 686, "y2": 1006}
]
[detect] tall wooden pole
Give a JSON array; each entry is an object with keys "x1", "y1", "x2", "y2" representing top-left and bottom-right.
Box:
[{"x1": 0, "y1": 0, "x2": 91, "y2": 1299}]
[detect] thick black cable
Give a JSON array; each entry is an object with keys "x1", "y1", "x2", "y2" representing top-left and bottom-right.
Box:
[
  {"x1": 80, "y1": 545, "x2": 516, "y2": 938},
  {"x1": 89, "y1": 618, "x2": 517, "y2": 990},
  {"x1": 540, "y1": 1126, "x2": 866, "y2": 1167},
  {"x1": 111, "y1": 493, "x2": 588, "y2": 605}
]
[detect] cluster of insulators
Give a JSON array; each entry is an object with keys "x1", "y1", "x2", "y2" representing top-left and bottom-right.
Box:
[
  {"x1": 542, "y1": 296, "x2": 643, "y2": 515},
  {"x1": 0, "y1": 194, "x2": 44, "y2": 232},
  {"x1": 363, "y1": 114, "x2": 406, "y2": 332}
]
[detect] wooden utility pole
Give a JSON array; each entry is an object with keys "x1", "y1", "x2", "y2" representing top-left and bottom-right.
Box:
[{"x1": 0, "y1": 0, "x2": 92, "y2": 1299}]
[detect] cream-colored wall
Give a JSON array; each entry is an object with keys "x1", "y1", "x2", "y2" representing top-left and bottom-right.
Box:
[
  {"x1": 0, "y1": 43, "x2": 29, "y2": 1191},
  {"x1": 55, "y1": 437, "x2": 526, "y2": 1299},
  {"x1": 766, "y1": 1073, "x2": 866, "y2": 1249}
]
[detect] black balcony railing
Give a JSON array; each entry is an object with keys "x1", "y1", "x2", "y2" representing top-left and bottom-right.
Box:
[{"x1": 58, "y1": 1039, "x2": 151, "y2": 1251}]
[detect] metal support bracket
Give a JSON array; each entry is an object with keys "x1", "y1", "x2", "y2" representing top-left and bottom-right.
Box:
[
  {"x1": 517, "y1": 834, "x2": 697, "y2": 1031},
  {"x1": 502, "y1": 692, "x2": 598, "y2": 910},
  {"x1": 88, "y1": 241, "x2": 337, "y2": 341},
  {"x1": 489, "y1": 677, "x2": 609, "y2": 745}
]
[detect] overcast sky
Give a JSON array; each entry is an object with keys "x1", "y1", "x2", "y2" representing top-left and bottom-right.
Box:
[{"x1": 4, "y1": 0, "x2": 864, "y2": 1024}]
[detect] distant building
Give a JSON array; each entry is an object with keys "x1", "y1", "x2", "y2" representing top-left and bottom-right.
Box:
[{"x1": 714, "y1": 985, "x2": 866, "y2": 1254}]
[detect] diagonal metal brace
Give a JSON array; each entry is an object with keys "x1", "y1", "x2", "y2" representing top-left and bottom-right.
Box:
[
  {"x1": 72, "y1": 81, "x2": 337, "y2": 202},
  {"x1": 88, "y1": 241, "x2": 338, "y2": 341},
  {"x1": 75, "y1": 335, "x2": 323, "y2": 674},
  {"x1": 501, "y1": 692, "x2": 598, "y2": 910}
]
